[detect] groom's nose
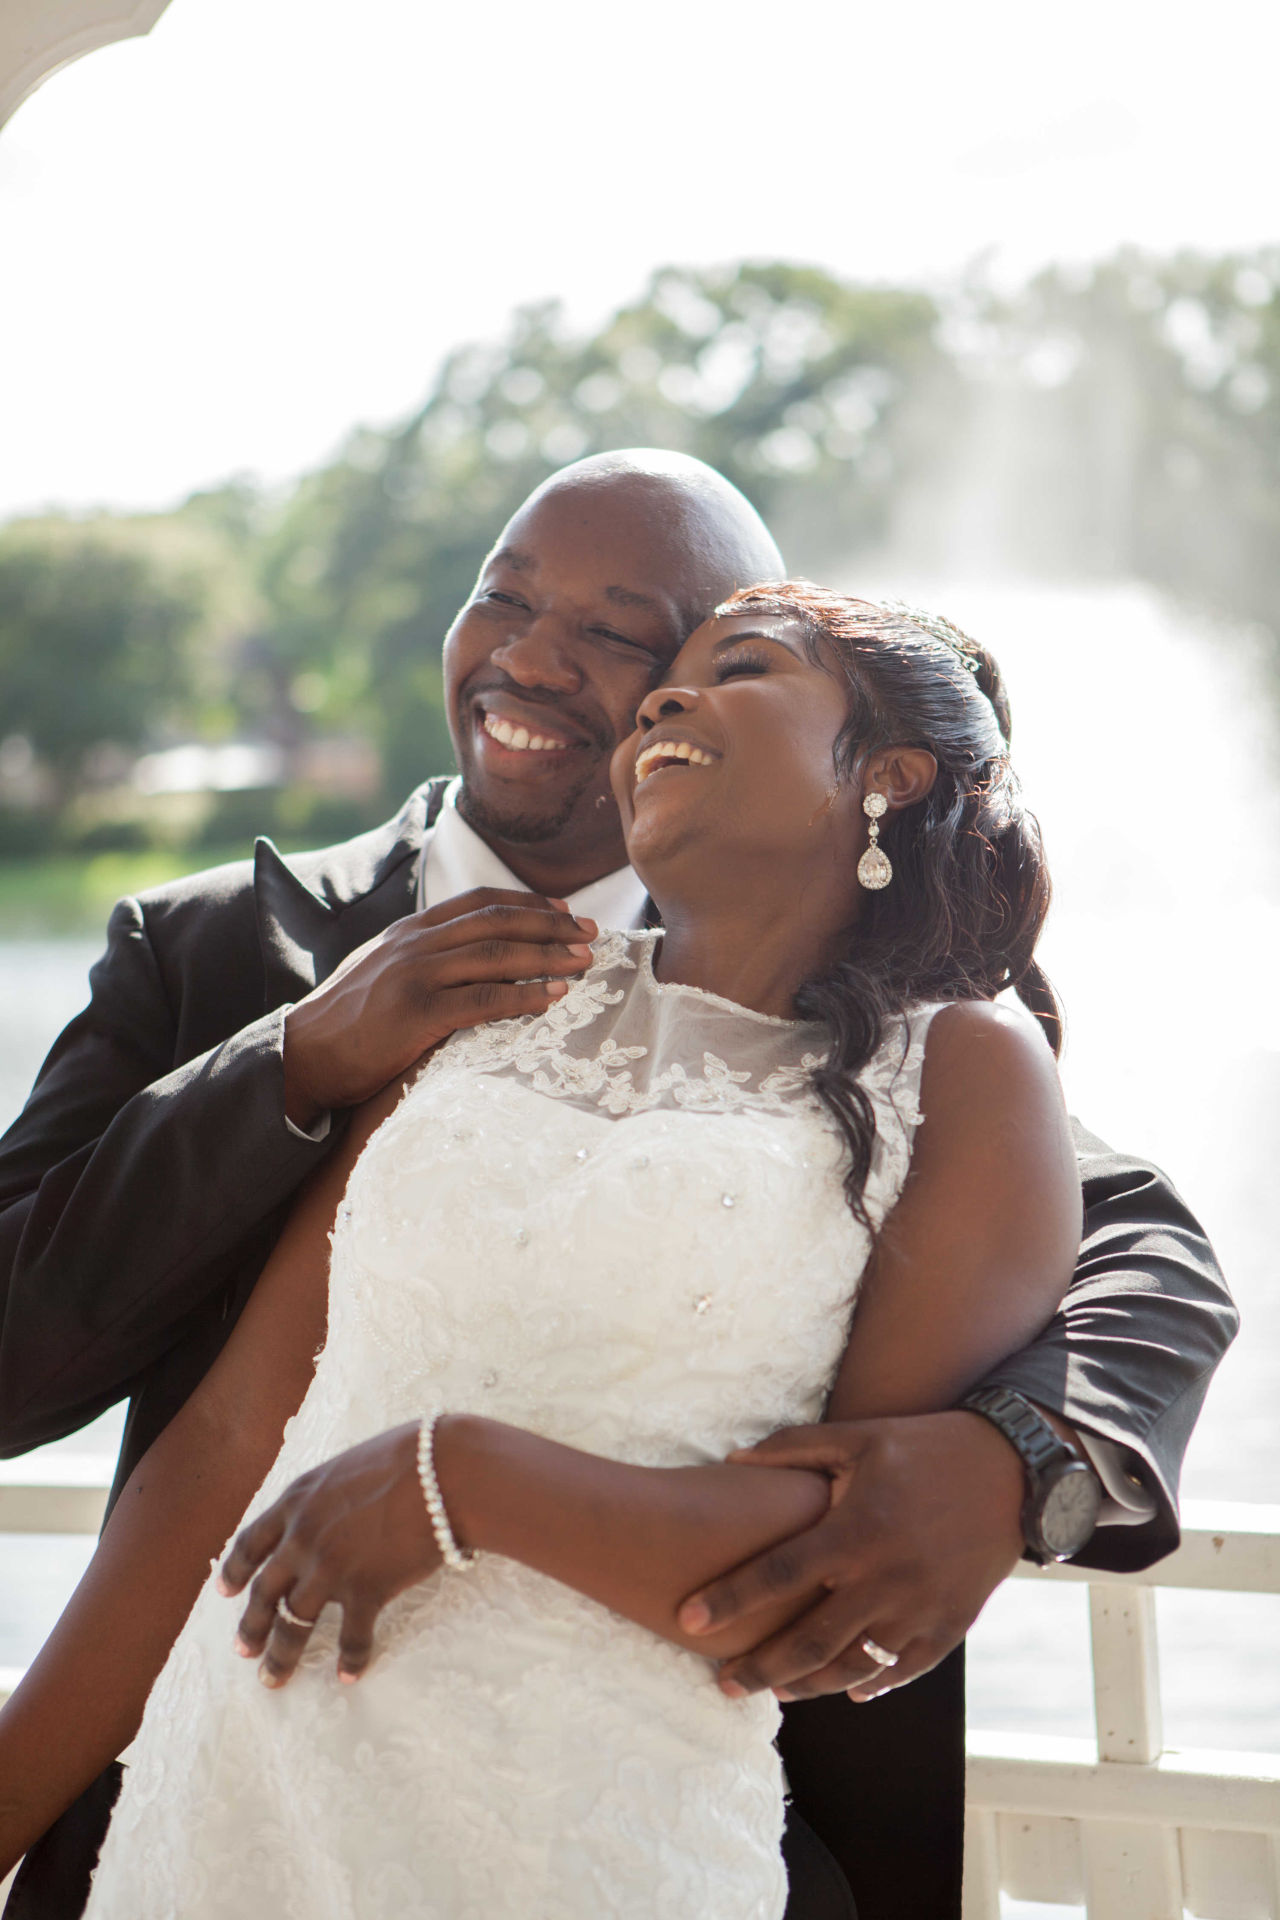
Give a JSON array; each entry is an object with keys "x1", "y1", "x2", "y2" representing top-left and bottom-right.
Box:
[{"x1": 491, "y1": 618, "x2": 582, "y2": 695}]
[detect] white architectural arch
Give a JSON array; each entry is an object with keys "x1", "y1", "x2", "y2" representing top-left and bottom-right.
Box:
[{"x1": 0, "y1": 0, "x2": 174, "y2": 132}]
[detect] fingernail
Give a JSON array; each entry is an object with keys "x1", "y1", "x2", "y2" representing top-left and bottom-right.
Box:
[
  {"x1": 774, "y1": 1688, "x2": 797, "y2": 1703},
  {"x1": 338, "y1": 1669, "x2": 359, "y2": 1685},
  {"x1": 567, "y1": 943, "x2": 593, "y2": 958},
  {"x1": 720, "y1": 1679, "x2": 746, "y2": 1699},
  {"x1": 575, "y1": 918, "x2": 597, "y2": 935},
  {"x1": 550, "y1": 898, "x2": 570, "y2": 911},
  {"x1": 680, "y1": 1601, "x2": 711, "y2": 1633},
  {"x1": 215, "y1": 1575, "x2": 233, "y2": 1596},
  {"x1": 234, "y1": 1635, "x2": 252, "y2": 1657},
  {"x1": 545, "y1": 980, "x2": 570, "y2": 997},
  {"x1": 257, "y1": 1666, "x2": 280, "y2": 1688}
]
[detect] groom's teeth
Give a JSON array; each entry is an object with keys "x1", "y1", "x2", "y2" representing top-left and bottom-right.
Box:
[{"x1": 482, "y1": 713, "x2": 567, "y2": 752}]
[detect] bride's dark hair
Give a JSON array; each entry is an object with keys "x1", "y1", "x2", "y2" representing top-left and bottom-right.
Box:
[{"x1": 720, "y1": 581, "x2": 1061, "y2": 1230}]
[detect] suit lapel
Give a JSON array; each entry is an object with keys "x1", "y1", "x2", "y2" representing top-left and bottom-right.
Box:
[{"x1": 253, "y1": 780, "x2": 450, "y2": 1007}]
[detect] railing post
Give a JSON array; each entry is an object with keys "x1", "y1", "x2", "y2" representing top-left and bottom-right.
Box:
[
  {"x1": 961, "y1": 1808, "x2": 1001, "y2": 1920},
  {"x1": 1090, "y1": 1582, "x2": 1163, "y2": 1764},
  {"x1": 1083, "y1": 1582, "x2": 1184, "y2": 1918}
]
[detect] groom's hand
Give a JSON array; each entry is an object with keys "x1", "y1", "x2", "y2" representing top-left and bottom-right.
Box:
[
  {"x1": 678, "y1": 1411, "x2": 1025, "y2": 1703},
  {"x1": 283, "y1": 887, "x2": 597, "y2": 1127}
]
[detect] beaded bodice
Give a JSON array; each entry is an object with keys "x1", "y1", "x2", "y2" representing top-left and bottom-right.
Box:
[{"x1": 319, "y1": 928, "x2": 934, "y2": 1468}]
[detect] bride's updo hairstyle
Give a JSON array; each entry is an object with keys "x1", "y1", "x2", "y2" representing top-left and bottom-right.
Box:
[{"x1": 720, "y1": 581, "x2": 1061, "y2": 1229}]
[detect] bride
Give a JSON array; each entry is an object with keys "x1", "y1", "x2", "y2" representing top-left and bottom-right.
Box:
[{"x1": 0, "y1": 584, "x2": 1079, "y2": 1918}]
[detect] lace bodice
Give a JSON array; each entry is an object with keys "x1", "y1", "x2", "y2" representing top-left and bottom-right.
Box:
[{"x1": 87, "y1": 932, "x2": 947, "y2": 1920}]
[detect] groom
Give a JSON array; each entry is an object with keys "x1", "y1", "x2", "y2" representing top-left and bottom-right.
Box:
[{"x1": 0, "y1": 450, "x2": 1235, "y2": 1919}]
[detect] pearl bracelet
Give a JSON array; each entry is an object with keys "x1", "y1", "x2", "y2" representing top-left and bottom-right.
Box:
[{"x1": 417, "y1": 1414, "x2": 477, "y2": 1572}]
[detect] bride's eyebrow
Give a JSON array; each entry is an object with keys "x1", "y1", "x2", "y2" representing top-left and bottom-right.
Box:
[{"x1": 710, "y1": 630, "x2": 801, "y2": 659}]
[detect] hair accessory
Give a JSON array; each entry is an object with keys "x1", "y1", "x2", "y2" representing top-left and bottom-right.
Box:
[
  {"x1": 276, "y1": 1597, "x2": 317, "y2": 1630},
  {"x1": 417, "y1": 1415, "x2": 477, "y2": 1571},
  {"x1": 881, "y1": 598, "x2": 982, "y2": 675},
  {"x1": 857, "y1": 791, "x2": 892, "y2": 891}
]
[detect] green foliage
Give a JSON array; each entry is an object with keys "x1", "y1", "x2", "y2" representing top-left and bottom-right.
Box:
[
  {"x1": 0, "y1": 526, "x2": 205, "y2": 783},
  {"x1": 1, "y1": 249, "x2": 1277, "y2": 864},
  {"x1": 929, "y1": 248, "x2": 1280, "y2": 623}
]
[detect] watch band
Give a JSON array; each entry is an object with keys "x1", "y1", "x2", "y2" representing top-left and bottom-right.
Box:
[
  {"x1": 960, "y1": 1385, "x2": 1095, "y2": 1563},
  {"x1": 962, "y1": 1385, "x2": 1070, "y2": 1475}
]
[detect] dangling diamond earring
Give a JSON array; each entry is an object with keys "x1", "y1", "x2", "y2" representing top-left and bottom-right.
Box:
[{"x1": 857, "y1": 792, "x2": 892, "y2": 890}]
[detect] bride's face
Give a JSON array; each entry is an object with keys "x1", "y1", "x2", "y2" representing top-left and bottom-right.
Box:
[{"x1": 610, "y1": 611, "x2": 864, "y2": 904}]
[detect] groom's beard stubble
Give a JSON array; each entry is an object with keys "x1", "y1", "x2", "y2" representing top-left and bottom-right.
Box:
[{"x1": 456, "y1": 776, "x2": 602, "y2": 847}]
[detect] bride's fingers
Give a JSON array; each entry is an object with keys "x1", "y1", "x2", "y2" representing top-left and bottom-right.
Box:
[
  {"x1": 336, "y1": 1595, "x2": 380, "y2": 1683},
  {"x1": 257, "y1": 1575, "x2": 330, "y2": 1689},
  {"x1": 234, "y1": 1553, "x2": 303, "y2": 1659},
  {"x1": 217, "y1": 1504, "x2": 288, "y2": 1596}
]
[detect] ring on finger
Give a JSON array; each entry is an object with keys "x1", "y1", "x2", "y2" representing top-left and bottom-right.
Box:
[
  {"x1": 860, "y1": 1635, "x2": 899, "y2": 1669},
  {"x1": 277, "y1": 1598, "x2": 317, "y2": 1631}
]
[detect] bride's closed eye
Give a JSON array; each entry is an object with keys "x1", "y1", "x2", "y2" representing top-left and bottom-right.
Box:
[{"x1": 714, "y1": 647, "x2": 772, "y2": 683}]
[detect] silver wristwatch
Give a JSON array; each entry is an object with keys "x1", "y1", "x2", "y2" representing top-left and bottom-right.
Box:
[{"x1": 961, "y1": 1386, "x2": 1103, "y2": 1564}]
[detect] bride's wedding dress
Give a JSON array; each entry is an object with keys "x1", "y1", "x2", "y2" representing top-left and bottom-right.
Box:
[{"x1": 85, "y1": 931, "x2": 942, "y2": 1920}]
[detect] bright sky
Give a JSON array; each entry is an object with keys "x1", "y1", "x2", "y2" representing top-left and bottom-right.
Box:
[{"x1": 1, "y1": 0, "x2": 1277, "y2": 519}]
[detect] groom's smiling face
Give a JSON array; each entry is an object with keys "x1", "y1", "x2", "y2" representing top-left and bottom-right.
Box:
[{"x1": 443, "y1": 471, "x2": 770, "y2": 886}]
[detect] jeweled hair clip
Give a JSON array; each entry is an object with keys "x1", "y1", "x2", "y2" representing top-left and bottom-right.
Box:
[{"x1": 879, "y1": 598, "x2": 983, "y2": 674}]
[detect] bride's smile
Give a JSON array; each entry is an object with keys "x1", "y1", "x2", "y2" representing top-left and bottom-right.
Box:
[{"x1": 610, "y1": 605, "x2": 935, "y2": 1020}]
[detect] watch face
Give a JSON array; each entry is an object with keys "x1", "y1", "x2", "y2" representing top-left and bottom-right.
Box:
[{"x1": 1041, "y1": 1464, "x2": 1103, "y2": 1558}]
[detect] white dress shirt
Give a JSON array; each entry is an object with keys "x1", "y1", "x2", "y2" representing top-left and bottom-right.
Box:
[{"x1": 417, "y1": 779, "x2": 647, "y2": 930}]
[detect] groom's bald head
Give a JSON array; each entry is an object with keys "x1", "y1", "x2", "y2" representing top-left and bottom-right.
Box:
[
  {"x1": 442, "y1": 450, "x2": 784, "y2": 884},
  {"x1": 519, "y1": 450, "x2": 785, "y2": 616}
]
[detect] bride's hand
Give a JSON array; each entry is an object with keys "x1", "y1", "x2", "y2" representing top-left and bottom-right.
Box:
[{"x1": 216, "y1": 1423, "x2": 441, "y2": 1687}]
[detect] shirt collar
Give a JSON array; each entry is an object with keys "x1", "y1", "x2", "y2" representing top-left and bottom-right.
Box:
[{"x1": 419, "y1": 778, "x2": 647, "y2": 929}]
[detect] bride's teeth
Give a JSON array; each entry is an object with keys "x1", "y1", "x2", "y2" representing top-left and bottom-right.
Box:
[
  {"x1": 511, "y1": 727, "x2": 530, "y2": 750},
  {"x1": 635, "y1": 739, "x2": 715, "y2": 784},
  {"x1": 528, "y1": 736, "x2": 545, "y2": 751}
]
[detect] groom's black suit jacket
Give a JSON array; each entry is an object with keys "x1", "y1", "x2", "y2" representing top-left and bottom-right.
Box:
[{"x1": 0, "y1": 782, "x2": 1237, "y2": 1920}]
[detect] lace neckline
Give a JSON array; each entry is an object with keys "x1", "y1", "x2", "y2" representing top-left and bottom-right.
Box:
[{"x1": 635, "y1": 930, "x2": 812, "y2": 1030}]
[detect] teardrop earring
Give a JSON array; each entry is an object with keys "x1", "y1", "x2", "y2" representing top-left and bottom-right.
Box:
[{"x1": 857, "y1": 792, "x2": 892, "y2": 890}]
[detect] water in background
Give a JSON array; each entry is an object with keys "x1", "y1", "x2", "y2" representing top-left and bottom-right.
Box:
[{"x1": 1, "y1": 581, "x2": 1278, "y2": 1758}]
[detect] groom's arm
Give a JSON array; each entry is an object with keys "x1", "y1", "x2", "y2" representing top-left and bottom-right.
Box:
[
  {"x1": 0, "y1": 881, "x2": 334, "y2": 1457},
  {"x1": 975, "y1": 1119, "x2": 1235, "y2": 1568},
  {"x1": 681, "y1": 1122, "x2": 1236, "y2": 1701},
  {"x1": 0, "y1": 875, "x2": 598, "y2": 1458}
]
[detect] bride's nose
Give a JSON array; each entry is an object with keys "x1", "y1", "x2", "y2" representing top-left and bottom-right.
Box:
[{"x1": 635, "y1": 683, "x2": 702, "y2": 731}]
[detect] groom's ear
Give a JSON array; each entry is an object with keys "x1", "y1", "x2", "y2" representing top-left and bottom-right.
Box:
[{"x1": 865, "y1": 747, "x2": 938, "y2": 811}]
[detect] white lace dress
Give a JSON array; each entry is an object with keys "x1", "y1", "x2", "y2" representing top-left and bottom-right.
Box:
[{"x1": 86, "y1": 931, "x2": 945, "y2": 1920}]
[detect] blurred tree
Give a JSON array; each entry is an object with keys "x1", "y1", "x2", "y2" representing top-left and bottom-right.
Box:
[
  {"x1": 924, "y1": 248, "x2": 1280, "y2": 637},
  {"x1": 260, "y1": 261, "x2": 952, "y2": 800},
  {"x1": 3, "y1": 249, "x2": 1278, "y2": 857},
  {"x1": 0, "y1": 524, "x2": 209, "y2": 795}
]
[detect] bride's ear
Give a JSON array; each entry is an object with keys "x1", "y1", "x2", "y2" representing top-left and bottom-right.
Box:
[{"x1": 864, "y1": 747, "x2": 937, "y2": 811}]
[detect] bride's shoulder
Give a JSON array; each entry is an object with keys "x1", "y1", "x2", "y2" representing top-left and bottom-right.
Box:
[{"x1": 911, "y1": 997, "x2": 1066, "y2": 1139}]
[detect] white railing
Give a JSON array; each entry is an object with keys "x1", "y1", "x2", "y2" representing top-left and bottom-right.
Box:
[
  {"x1": 965, "y1": 1500, "x2": 1280, "y2": 1919},
  {"x1": 2, "y1": 1480, "x2": 1278, "y2": 1916}
]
